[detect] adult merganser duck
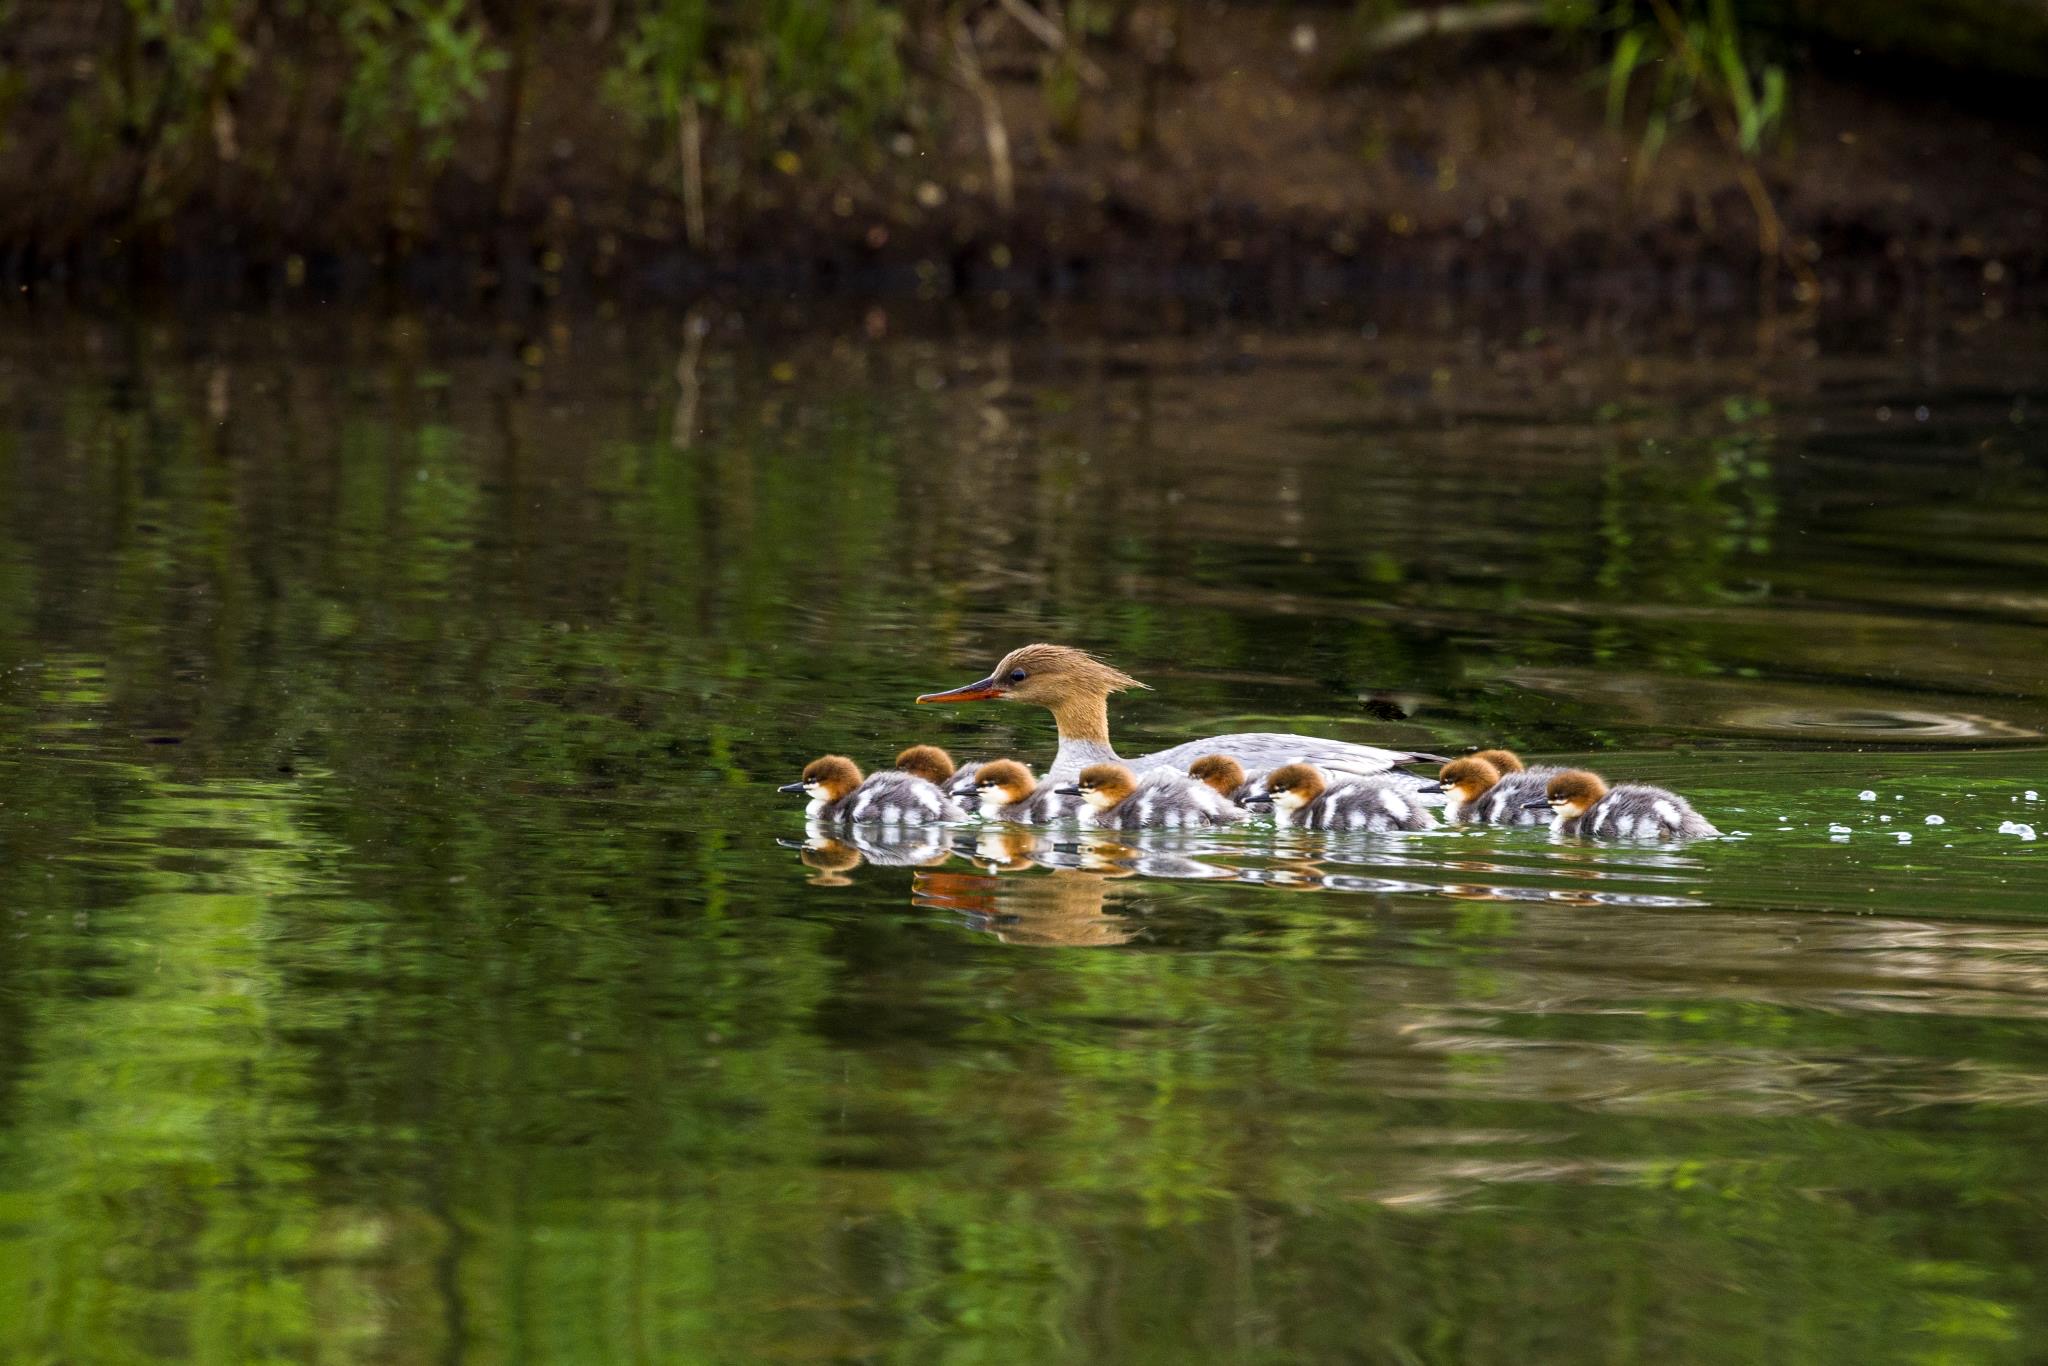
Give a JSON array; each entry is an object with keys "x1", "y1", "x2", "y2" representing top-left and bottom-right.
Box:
[
  {"x1": 968, "y1": 758, "x2": 1077, "y2": 823},
  {"x1": 1246, "y1": 763, "x2": 1438, "y2": 832},
  {"x1": 1055, "y1": 762, "x2": 1248, "y2": 830},
  {"x1": 778, "y1": 754, "x2": 969, "y2": 825},
  {"x1": 1188, "y1": 753, "x2": 1261, "y2": 805},
  {"x1": 915, "y1": 644, "x2": 1445, "y2": 785},
  {"x1": 1522, "y1": 770, "x2": 1719, "y2": 840},
  {"x1": 1422, "y1": 753, "x2": 1554, "y2": 826}
]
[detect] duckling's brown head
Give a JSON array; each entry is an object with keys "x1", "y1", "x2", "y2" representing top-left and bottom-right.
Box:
[
  {"x1": 781, "y1": 755, "x2": 862, "y2": 804},
  {"x1": 1262, "y1": 762, "x2": 1327, "y2": 813},
  {"x1": 1435, "y1": 757, "x2": 1502, "y2": 805},
  {"x1": 1535, "y1": 769, "x2": 1609, "y2": 820},
  {"x1": 1059, "y1": 762, "x2": 1139, "y2": 812},
  {"x1": 916, "y1": 643, "x2": 1146, "y2": 709},
  {"x1": 973, "y1": 758, "x2": 1037, "y2": 809},
  {"x1": 894, "y1": 744, "x2": 956, "y2": 785},
  {"x1": 1472, "y1": 748, "x2": 1526, "y2": 774},
  {"x1": 1188, "y1": 753, "x2": 1246, "y2": 797}
]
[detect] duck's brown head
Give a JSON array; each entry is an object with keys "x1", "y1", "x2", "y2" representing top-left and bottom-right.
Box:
[
  {"x1": 1259, "y1": 762, "x2": 1328, "y2": 813},
  {"x1": 1428, "y1": 757, "x2": 1502, "y2": 806},
  {"x1": 780, "y1": 755, "x2": 862, "y2": 803},
  {"x1": 1471, "y1": 748, "x2": 1526, "y2": 774},
  {"x1": 894, "y1": 744, "x2": 956, "y2": 785},
  {"x1": 972, "y1": 758, "x2": 1037, "y2": 810},
  {"x1": 1528, "y1": 769, "x2": 1608, "y2": 820},
  {"x1": 1188, "y1": 753, "x2": 1246, "y2": 798},
  {"x1": 1056, "y1": 762, "x2": 1139, "y2": 812},
  {"x1": 916, "y1": 644, "x2": 1146, "y2": 709}
]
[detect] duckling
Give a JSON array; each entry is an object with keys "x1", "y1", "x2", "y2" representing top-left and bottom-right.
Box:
[
  {"x1": 1522, "y1": 769, "x2": 1719, "y2": 840},
  {"x1": 1056, "y1": 762, "x2": 1248, "y2": 830},
  {"x1": 1188, "y1": 753, "x2": 1260, "y2": 805},
  {"x1": 970, "y1": 758, "x2": 1077, "y2": 823},
  {"x1": 890, "y1": 743, "x2": 986, "y2": 804},
  {"x1": 1423, "y1": 754, "x2": 1552, "y2": 826},
  {"x1": 778, "y1": 754, "x2": 969, "y2": 825},
  {"x1": 1247, "y1": 763, "x2": 1438, "y2": 832}
]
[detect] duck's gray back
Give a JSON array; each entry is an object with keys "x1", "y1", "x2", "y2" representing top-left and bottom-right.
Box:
[{"x1": 1125, "y1": 734, "x2": 1441, "y2": 797}]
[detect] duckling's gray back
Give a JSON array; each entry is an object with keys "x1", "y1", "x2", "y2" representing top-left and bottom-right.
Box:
[
  {"x1": 1467, "y1": 765, "x2": 1563, "y2": 826},
  {"x1": 836, "y1": 771, "x2": 969, "y2": 825},
  {"x1": 1095, "y1": 768, "x2": 1246, "y2": 830},
  {"x1": 1299, "y1": 775, "x2": 1437, "y2": 832},
  {"x1": 1573, "y1": 784, "x2": 1718, "y2": 839}
]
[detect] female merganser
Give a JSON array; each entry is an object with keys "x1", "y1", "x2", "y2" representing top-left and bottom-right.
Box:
[
  {"x1": 1247, "y1": 763, "x2": 1438, "y2": 832},
  {"x1": 778, "y1": 754, "x2": 969, "y2": 825},
  {"x1": 1422, "y1": 754, "x2": 1552, "y2": 825},
  {"x1": 1188, "y1": 753, "x2": 1261, "y2": 805},
  {"x1": 916, "y1": 644, "x2": 1445, "y2": 785},
  {"x1": 1055, "y1": 762, "x2": 1248, "y2": 830},
  {"x1": 1522, "y1": 770, "x2": 1719, "y2": 840},
  {"x1": 969, "y1": 758, "x2": 1076, "y2": 822}
]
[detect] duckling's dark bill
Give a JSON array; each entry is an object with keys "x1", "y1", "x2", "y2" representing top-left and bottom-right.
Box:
[
  {"x1": 777, "y1": 781, "x2": 809, "y2": 794},
  {"x1": 1521, "y1": 798, "x2": 1553, "y2": 810},
  {"x1": 1415, "y1": 781, "x2": 1445, "y2": 794},
  {"x1": 916, "y1": 677, "x2": 1005, "y2": 704}
]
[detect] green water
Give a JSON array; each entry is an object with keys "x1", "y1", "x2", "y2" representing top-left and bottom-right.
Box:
[{"x1": 1, "y1": 309, "x2": 2045, "y2": 1363}]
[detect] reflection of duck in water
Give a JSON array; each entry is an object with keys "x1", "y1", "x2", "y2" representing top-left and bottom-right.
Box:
[
  {"x1": 1058, "y1": 762, "x2": 1248, "y2": 830},
  {"x1": 779, "y1": 754, "x2": 969, "y2": 824},
  {"x1": 917, "y1": 643, "x2": 1444, "y2": 785},
  {"x1": 1248, "y1": 764, "x2": 1438, "y2": 832},
  {"x1": 1524, "y1": 770, "x2": 1720, "y2": 840},
  {"x1": 1423, "y1": 754, "x2": 1553, "y2": 826},
  {"x1": 969, "y1": 758, "x2": 1078, "y2": 823}
]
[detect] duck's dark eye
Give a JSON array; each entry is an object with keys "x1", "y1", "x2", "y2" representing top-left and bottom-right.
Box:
[{"x1": 1007, "y1": 668, "x2": 1027, "y2": 683}]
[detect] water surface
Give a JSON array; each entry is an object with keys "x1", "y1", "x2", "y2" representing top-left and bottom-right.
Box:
[{"x1": 0, "y1": 307, "x2": 2045, "y2": 1362}]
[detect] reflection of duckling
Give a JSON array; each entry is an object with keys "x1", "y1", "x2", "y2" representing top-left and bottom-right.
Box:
[
  {"x1": 1249, "y1": 763, "x2": 1437, "y2": 832},
  {"x1": 796, "y1": 838, "x2": 863, "y2": 886},
  {"x1": 1421, "y1": 755, "x2": 1549, "y2": 826},
  {"x1": 1188, "y1": 753, "x2": 1261, "y2": 805},
  {"x1": 1057, "y1": 763, "x2": 1248, "y2": 830},
  {"x1": 779, "y1": 755, "x2": 968, "y2": 824},
  {"x1": 969, "y1": 826, "x2": 1042, "y2": 872},
  {"x1": 970, "y1": 758, "x2": 1075, "y2": 822},
  {"x1": 1524, "y1": 770, "x2": 1719, "y2": 840}
]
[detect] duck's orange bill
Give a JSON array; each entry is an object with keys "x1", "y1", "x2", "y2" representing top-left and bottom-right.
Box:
[{"x1": 916, "y1": 677, "x2": 1004, "y2": 704}]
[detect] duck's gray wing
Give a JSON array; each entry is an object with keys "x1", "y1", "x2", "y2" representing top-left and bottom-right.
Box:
[
  {"x1": 844, "y1": 772, "x2": 971, "y2": 824},
  {"x1": 1128, "y1": 734, "x2": 1445, "y2": 793}
]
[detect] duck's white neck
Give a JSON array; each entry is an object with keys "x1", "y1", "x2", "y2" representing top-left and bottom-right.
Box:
[
  {"x1": 1045, "y1": 691, "x2": 1121, "y2": 780},
  {"x1": 1444, "y1": 791, "x2": 1468, "y2": 821}
]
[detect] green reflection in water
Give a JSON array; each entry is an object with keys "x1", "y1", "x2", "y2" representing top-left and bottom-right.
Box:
[{"x1": 0, "y1": 313, "x2": 2044, "y2": 1363}]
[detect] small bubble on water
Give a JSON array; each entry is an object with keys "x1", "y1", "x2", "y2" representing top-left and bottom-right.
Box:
[
  {"x1": 2027, "y1": 790, "x2": 2040, "y2": 801},
  {"x1": 1858, "y1": 790, "x2": 1877, "y2": 801},
  {"x1": 1828, "y1": 823, "x2": 1852, "y2": 834},
  {"x1": 2000, "y1": 821, "x2": 2038, "y2": 841},
  {"x1": 1896, "y1": 832, "x2": 1912, "y2": 843},
  {"x1": 1925, "y1": 814, "x2": 1945, "y2": 826},
  {"x1": 1915, "y1": 405, "x2": 1931, "y2": 422},
  {"x1": 1880, "y1": 815, "x2": 1893, "y2": 823}
]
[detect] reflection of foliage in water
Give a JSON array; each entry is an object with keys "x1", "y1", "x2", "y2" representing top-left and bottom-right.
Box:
[{"x1": 0, "y1": 324, "x2": 2045, "y2": 1361}]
